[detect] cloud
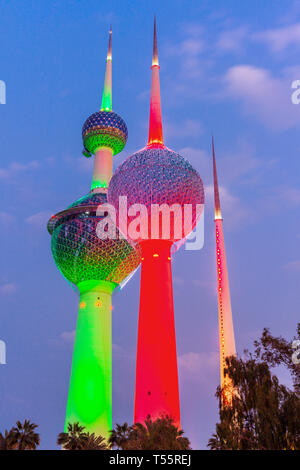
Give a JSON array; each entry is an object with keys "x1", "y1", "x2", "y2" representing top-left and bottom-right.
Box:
[
  {"x1": 64, "y1": 155, "x2": 93, "y2": 173},
  {"x1": 283, "y1": 260, "x2": 300, "y2": 271},
  {"x1": 26, "y1": 211, "x2": 52, "y2": 229},
  {"x1": 0, "y1": 283, "x2": 17, "y2": 295},
  {"x1": 0, "y1": 160, "x2": 40, "y2": 179},
  {"x1": 205, "y1": 184, "x2": 254, "y2": 228},
  {"x1": 173, "y1": 276, "x2": 185, "y2": 286},
  {"x1": 164, "y1": 119, "x2": 204, "y2": 140},
  {"x1": 254, "y1": 22, "x2": 300, "y2": 52},
  {"x1": 164, "y1": 27, "x2": 210, "y2": 81},
  {"x1": 224, "y1": 65, "x2": 300, "y2": 130},
  {"x1": 179, "y1": 140, "x2": 263, "y2": 186},
  {"x1": 0, "y1": 212, "x2": 15, "y2": 225},
  {"x1": 279, "y1": 187, "x2": 300, "y2": 206},
  {"x1": 178, "y1": 351, "x2": 218, "y2": 382},
  {"x1": 60, "y1": 330, "x2": 75, "y2": 343},
  {"x1": 265, "y1": 186, "x2": 300, "y2": 214},
  {"x1": 178, "y1": 144, "x2": 260, "y2": 228},
  {"x1": 216, "y1": 26, "x2": 248, "y2": 53}
]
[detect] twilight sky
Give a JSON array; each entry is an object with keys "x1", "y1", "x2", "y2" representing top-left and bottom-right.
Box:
[{"x1": 0, "y1": 0, "x2": 300, "y2": 449}]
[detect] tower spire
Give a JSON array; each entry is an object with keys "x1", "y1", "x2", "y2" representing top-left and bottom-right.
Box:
[
  {"x1": 147, "y1": 16, "x2": 164, "y2": 148},
  {"x1": 212, "y1": 139, "x2": 236, "y2": 405},
  {"x1": 212, "y1": 136, "x2": 222, "y2": 220},
  {"x1": 101, "y1": 26, "x2": 112, "y2": 112},
  {"x1": 152, "y1": 16, "x2": 159, "y2": 66}
]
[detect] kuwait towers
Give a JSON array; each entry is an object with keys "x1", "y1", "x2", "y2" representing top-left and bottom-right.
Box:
[
  {"x1": 47, "y1": 29, "x2": 140, "y2": 438},
  {"x1": 212, "y1": 138, "x2": 236, "y2": 401},
  {"x1": 108, "y1": 19, "x2": 204, "y2": 426}
]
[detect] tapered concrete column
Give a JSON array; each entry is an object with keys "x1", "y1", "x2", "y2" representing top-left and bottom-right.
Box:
[{"x1": 65, "y1": 280, "x2": 116, "y2": 438}]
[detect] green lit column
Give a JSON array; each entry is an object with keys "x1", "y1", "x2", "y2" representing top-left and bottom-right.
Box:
[{"x1": 65, "y1": 280, "x2": 116, "y2": 438}]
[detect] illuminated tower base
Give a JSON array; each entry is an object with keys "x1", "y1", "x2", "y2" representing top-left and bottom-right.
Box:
[
  {"x1": 65, "y1": 280, "x2": 116, "y2": 438},
  {"x1": 134, "y1": 240, "x2": 180, "y2": 427}
]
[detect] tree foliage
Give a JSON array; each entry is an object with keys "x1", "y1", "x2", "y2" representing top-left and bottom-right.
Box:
[
  {"x1": 0, "y1": 420, "x2": 40, "y2": 450},
  {"x1": 57, "y1": 422, "x2": 108, "y2": 450},
  {"x1": 208, "y1": 325, "x2": 300, "y2": 450},
  {"x1": 109, "y1": 416, "x2": 191, "y2": 450}
]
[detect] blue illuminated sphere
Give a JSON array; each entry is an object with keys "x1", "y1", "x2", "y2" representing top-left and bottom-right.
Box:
[{"x1": 82, "y1": 111, "x2": 128, "y2": 157}]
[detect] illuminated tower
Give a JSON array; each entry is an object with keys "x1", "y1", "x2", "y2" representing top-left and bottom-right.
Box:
[
  {"x1": 47, "y1": 29, "x2": 140, "y2": 438},
  {"x1": 108, "y1": 19, "x2": 205, "y2": 427},
  {"x1": 212, "y1": 137, "x2": 236, "y2": 398}
]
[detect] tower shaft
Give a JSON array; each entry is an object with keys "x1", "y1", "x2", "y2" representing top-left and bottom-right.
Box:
[
  {"x1": 134, "y1": 240, "x2": 180, "y2": 427},
  {"x1": 65, "y1": 280, "x2": 116, "y2": 438},
  {"x1": 215, "y1": 219, "x2": 236, "y2": 388},
  {"x1": 91, "y1": 147, "x2": 113, "y2": 192},
  {"x1": 212, "y1": 138, "x2": 236, "y2": 394}
]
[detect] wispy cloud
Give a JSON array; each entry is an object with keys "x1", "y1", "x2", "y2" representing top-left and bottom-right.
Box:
[
  {"x1": 216, "y1": 26, "x2": 248, "y2": 54},
  {"x1": 179, "y1": 143, "x2": 261, "y2": 228},
  {"x1": 26, "y1": 211, "x2": 52, "y2": 229},
  {"x1": 60, "y1": 330, "x2": 75, "y2": 343},
  {"x1": 0, "y1": 212, "x2": 15, "y2": 225},
  {"x1": 165, "y1": 119, "x2": 204, "y2": 140},
  {"x1": 178, "y1": 351, "x2": 218, "y2": 382},
  {"x1": 0, "y1": 283, "x2": 17, "y2": 295},
  {"x1": 279, "y1": 187, "x2": 300, "y2": 206},
  {"x1": 206, "y1": 184, "x2": 254, "y2": 228},
  {"x1": 224, "y1": 65, "x2": 300, "y2": 130},
  {"x1": 64, "y1": 155, "x2": 93, "y2": 173},
  {"x1": 0, "y1": 160, "x2": 40, "y2": 179},
  {"x1": 254, "y1": 22, "x2": 300, "y2": 52},
  {"x1": 283, "y1": 260, "x2": 300, "y2": 271},
  {"x1": 164, "y1": 30, "x2": 206, "y2": 79}
]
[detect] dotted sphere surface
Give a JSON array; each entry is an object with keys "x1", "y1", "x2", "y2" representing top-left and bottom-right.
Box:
[
  {"x1": 48, "y1": 192, "x2": 140, "y2": 286},
  {"x1": 108, "y1": 147, "x2": 205, "y2": 243},
  {"x1": 82, "y1": 111, "x2": 128, "y2": 156}
]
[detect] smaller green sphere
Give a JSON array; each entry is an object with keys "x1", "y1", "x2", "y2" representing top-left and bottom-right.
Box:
[{"x1": 82, "y1": 111, "x2": 128, "y2": 157}]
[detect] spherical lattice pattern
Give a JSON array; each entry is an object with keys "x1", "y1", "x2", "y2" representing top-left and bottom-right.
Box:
[
  {"x1": 82, "y1": 111, "x2": 128, "y2": 156},
  {"x1": 48, "y1": 192, "x2": 140, "y2": 286},
  {"x1": 108, "y1": 147, "x2": 204, "y2": 242}
]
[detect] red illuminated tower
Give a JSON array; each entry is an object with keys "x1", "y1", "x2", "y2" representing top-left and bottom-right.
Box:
[
  {"x1": 212, "y1": 137, "x2": 236, "y2": 398},
  {"x1": 108, "y1": 19, "x2": 204, "y2": 426}
]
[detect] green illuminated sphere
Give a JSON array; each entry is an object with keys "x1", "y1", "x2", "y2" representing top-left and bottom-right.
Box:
[
  {"x1": 47, "y1": 192, "x2": 140, "y2": 286},
  {"x1": 82, "y1": 111, "x2": 128, "y2": 157}
]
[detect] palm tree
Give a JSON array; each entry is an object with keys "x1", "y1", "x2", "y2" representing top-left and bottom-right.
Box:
[
  {"x1": 130, "y1": 416, "x2": 191, "y2": 450},
  {"x1": 83, "y1": 433, "x2": 109, "y2": 450},
  {"x1": 9, "y1": 420, "x2": 40, "y2": 450},
  {"x1": 57, "y1": 422, "x2": 88, "y2": 450},
  {"x1": 110, "y1": 417, "x2": 191, "y2": 450},
  {"x1": 108, "y1": 422, "x2": 133, "y2": 449},
  {"x1": 0, "y1": 430, "x2": 15, "y2": 450}
]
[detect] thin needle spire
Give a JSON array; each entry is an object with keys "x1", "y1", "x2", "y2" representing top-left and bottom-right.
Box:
[
  {"x1": 101, "y1": 27, "x2": 112, "y2": 112},
  {"x1": 147, "y1": 17, "x2": 164, "y2": 147},
  {"x1": 212, "y1": 136, "x2": 222, "y2": 220}
]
